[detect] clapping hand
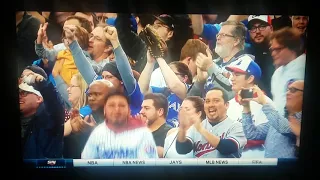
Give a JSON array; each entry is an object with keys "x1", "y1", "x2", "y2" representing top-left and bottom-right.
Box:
[{"x1": 196, "y1": 48, "x2": 214, "y2": 72}]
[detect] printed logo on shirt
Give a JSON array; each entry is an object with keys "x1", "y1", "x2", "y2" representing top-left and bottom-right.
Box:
[
  {"x1": 145, "y1": 145, "x2": 156, "y2": 157},
  {"x1": 103, "y1": 148, "x2": 137, "y2": 158},
  {"x1": 194, "y1": 133, "x2": 226, "y2": 157},
  {"x1": 168, "y1": 101, "x2": 181, "y2": 112},
  {"x1": 286, "y1": 79, "x2": 298, "y2": 89}
]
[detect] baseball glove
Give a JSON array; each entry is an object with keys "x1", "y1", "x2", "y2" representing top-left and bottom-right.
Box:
[{"x1": 139, "y1": 24, "x2": 168, "y2": 59}]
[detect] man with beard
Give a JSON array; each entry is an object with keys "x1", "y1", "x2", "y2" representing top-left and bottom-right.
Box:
[
  {"x1": 81, "y1": 91, "x2": 158, "y2": 159},
  {"x1": 195, "y1": 21, "x2": 251, "y2": 100},
  {"x1": 246, "y1": 15, "x2": 275, "y2": 98},
  {"x1": 139, "y1": 93, "x2": 172, "y2": 157}
]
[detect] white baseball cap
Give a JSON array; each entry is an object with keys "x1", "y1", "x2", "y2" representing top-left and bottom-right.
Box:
[
  {"x1": 19, "y1": 82, "x2": 42, "y2": 97},
  {"x1": 248, "y1": 15, "x2": 272, "y2": 27},
  {"x1": 225, "y1": 55, "x2": 262, "y2": 80}
]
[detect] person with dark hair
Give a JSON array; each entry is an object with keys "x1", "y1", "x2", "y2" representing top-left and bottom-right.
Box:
[
  {"x1": 163, "y1": 96, "x2": 205, "y2": 158},
  {"x1": 19, "y1": 65, "x2": 65, "y2": 158},
  {"x1": 245, "y1": 15, "x2": 275, "y2": 98},
  {"x1": 81, "y1": 91, "x2": 158, "y2": 159},
  {"x1": 114, "y1": 13, "x2": 151, "y2": 73},
  {"x1": 139, "y1": 93, "x2": 172, "y2": 157},
  {"x1": 269, "y1": 27, "x2": 306, "y2": 117},
  {"x1": 226, "y1": 55, "x2": 275, "y2": 158},
  {"x1": 16, "y1": 11, "x2": 41, "y2": 75},
  {"x1": 176, "y1": 87, "x2": 247, "y2": 158},
  {"x1": 139, "y1": 51, "x2": 192, "y2": 128},
  {"x1": 73, "y1": 12, "x2": 95, "y2": 32},
  {"x1": 167, "y1": 14, "x2": 194, "y2": 63}
]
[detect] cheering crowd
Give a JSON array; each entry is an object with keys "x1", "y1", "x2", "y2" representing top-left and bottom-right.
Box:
[{"x1": 16, "y1": 12, "x2": 308, "y2": 159}]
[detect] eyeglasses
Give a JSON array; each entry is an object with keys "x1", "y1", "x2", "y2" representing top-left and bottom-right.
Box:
[
  {"x1": 89, "y1": 34, "x2": 104, "y2": 42},
  {"x1": 249, "y1": 25, "x2": 268, "y2": 33},
  {"x1": 19, "y1": 90, "x2": 32, "y2": 97},
  {"x1": 68, "y1": 85, "x2": 80, "y2": 89},
  {"x1": 174, "y1": 72, "x2": 185, "y2": 76},
  {"x1": 287, "y1": 87, "x2": 304, "y2": 93},
  {"x1": 216, "y1": 33, "x2": 235, "y2": 39},
  {"x1": 269, "y1": 46, "x2": 285, "y2": 54},
  {"x1": 153, "y1": 23, "x2": 170, "y2": 30}
]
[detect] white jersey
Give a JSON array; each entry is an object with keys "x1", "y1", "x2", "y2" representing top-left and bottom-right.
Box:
[
  {"x1": 163, "y1": 129, "x2": 194, "y2": 158},
  {"x1": 81, "y1": 122, "x2": 158, "y2": 159},
  {"x1": 227, "y1": 95, "x2": 274, "y2": 158},
  {"x1": 186, "y1": 118, "x2": 247, "y2": 158},
  {"x1": 150, "y1": 68, "x2": 167, "y2": 88},
  {"x1": 228, "y1": 95, "x2": 273, "y2": 125}
]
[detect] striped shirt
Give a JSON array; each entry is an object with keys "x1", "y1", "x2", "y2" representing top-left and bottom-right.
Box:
[
  {"x1": 228, "y1": 94, "x2": 274, "y2": 158},
  {"x1": 81, "y1": 122, "x2": 158, "y2": 159},
  {"x1": 242, "y1": 103, "x2": 301, "y2": 158}
]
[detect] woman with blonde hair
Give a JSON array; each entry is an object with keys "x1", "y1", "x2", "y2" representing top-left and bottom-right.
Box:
[{"x1": 63, "y1": 73, "x2": 94, "y2": 159}]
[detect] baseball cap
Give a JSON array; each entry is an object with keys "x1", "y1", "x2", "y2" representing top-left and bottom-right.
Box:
[
  {"x1": 24, "y1": 65, "x2": 48, "y2": 80},
  {"x1": 225, "y1": 55, "x2": 262, "y2": 80},
  {"x1": 247, "y1": 15, "x2": 272, "y2": 28},
  {"x1": 19, "y1": 82, "x2": 42, "y2": 97},
  {"x1": 154, "y1": 14, "x2": 175, "y2": 30}
]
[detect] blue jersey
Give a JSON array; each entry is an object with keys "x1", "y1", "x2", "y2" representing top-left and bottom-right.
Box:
[
  {"x1": 151, "y1": 84, "x2": 189, "y2": 128},
  {"x1": 95, "y1": 76, "x2": 143, "y2": 116}
]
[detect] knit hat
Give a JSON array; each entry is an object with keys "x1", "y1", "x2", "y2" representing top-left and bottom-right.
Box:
[{"x1": 101, "y1": 61, "x2": 122, "y2": 81}]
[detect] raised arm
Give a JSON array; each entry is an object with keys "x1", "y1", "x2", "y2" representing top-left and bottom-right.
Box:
[
  {"x1": 157, "y1": 58, "x2": 187, "y2": 100},
  {"x1": 103, "y1": 26, "x2": 136, "y2": 94},
  {"x1": 190, "y1": 14, "x2": 220, "y2": 41},
  {"x1": 138, "y1": 51, "x2": 156, "y2": 94},
  {"x1": 115, "y1": 13, "x2": 148, "y2": 63},
  {"x1": 241, "y1": 86, "x2": 270, "y2": 140},
  {"x1": 227, "y1": 15, "x2": 249, "y2": 22},
  {"x1": 190, "y1": 14, "x2": 204, "y2": 35},
  {"x1": 63, "y1": 25, "x2": 98, "y2": 85},
  {"x1": 35, "y1": 23, "x2": 58, "y2": 62}
]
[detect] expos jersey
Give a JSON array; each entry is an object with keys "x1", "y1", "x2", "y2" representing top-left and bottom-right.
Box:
[
  {"x1": 186, "y1": 118, "x2": 247, "y2": 158},
  {"x1": 81, "y1": 122, "x2": 158, "y2": 159},
  {"x1": 227, "y1": 95, "x2": 274, "y2": 158}
]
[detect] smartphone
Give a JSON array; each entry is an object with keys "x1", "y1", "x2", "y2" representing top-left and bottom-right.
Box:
[
  {"x1": 79, "y1": 105, "x2": 92, "y2": 118},
  {"x1": 240, "y1": 89, "x2": 253, "y2": 99}
]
